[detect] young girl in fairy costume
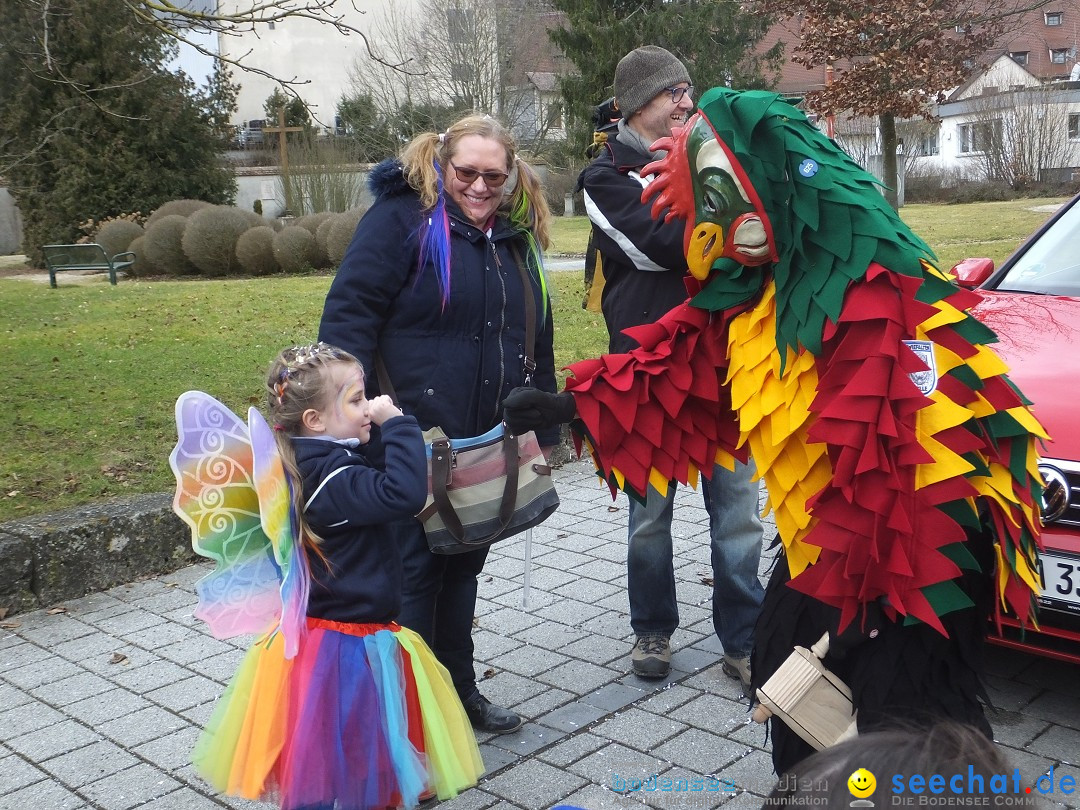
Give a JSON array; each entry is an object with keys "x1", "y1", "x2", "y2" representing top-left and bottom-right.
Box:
[{"x1": 188, "y1": 342, "x2": 483, "y2": 810}]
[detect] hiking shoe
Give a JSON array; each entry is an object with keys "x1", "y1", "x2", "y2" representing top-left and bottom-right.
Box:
[
  {"x1": 463, "y1": 694, "x2": 523, "y2": 733},
  {"x1": 631, "y1": 634, "x2": 671, "y2": 678},
  {"x1": 722, "y1": 654, "x2": 753, "y2": 698}
]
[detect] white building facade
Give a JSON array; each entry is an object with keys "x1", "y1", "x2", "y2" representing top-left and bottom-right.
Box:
[
  {"x1": 216, "y1": 0, "x2": 567, "y2": 146},
  {"x1": 907, "y1": 55, "x2": 1080, "y2": 183},
  {"x1": 217, "y1": 0, "x2": 420, "y2": 133}
]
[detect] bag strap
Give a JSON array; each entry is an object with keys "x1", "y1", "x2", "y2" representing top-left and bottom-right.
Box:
[
  {"x1": 388, "y1": 238, "x2": 540, "y2": 544},
  {"x1": 428, "y1": 431, "x2": 520, "y2": 543},
  {"x1": 509, "y1": 242, "x2": 537, "y2": 385}
]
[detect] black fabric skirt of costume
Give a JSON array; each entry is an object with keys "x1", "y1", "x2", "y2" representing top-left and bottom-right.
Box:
[{"x1": 751, "y1": 526, "x2": 996, "y2": 775}]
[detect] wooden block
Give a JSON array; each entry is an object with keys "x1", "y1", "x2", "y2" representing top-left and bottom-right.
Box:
[{"x1": 753, "y1": 634, "x2": 858, "y2": 750}]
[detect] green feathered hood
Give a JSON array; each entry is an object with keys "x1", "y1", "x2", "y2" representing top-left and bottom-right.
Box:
[{"x1": 689, "y1": 87, "x2": 936, "y2": 357}]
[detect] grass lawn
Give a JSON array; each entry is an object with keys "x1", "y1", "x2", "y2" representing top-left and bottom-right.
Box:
[{"x1": 0, "y1": 197, "x2": 1067, "y2": 521}]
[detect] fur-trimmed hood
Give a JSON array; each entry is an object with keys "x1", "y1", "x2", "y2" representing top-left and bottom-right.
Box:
[{"x1": 368, "y1": 158, "x2": 410, "y2": 198}]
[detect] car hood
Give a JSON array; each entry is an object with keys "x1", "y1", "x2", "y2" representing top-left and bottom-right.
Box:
[{"x1": 971, "y1": 290, "x2": 1080, "y2": 459}]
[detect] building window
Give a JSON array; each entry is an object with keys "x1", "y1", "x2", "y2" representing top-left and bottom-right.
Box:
[
  {"x1": 546, "y1": 101, "x2": 563, "y2": 130},
  {"x1": 1070, "y1": 113, "x2": 1080, "y2": 140},
  {"x1": 958, "y1": 121, "x2": 998, "y2": 154},
  {"x1": 1051, "y1": 48, "x2": 1069, "y2": 64},
  {"x1": 920, "y1": 133, "x2": 939, "y2": 156},
  {"x1": 1045, "y1": 11, "x2": 1063, "y2": 25},
  {"x1": 1009, "y1": 51, "x2": 1029, "y2": 66}
]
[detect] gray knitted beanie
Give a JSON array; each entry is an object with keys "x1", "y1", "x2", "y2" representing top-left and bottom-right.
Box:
[{"x1": 614, "y1": 46, "x2": 691, "y2": 120}]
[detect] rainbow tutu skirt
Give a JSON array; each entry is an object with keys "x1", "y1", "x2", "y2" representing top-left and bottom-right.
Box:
[{"x1": 192, "y1": 618, "x2": 484, "y2": 810}]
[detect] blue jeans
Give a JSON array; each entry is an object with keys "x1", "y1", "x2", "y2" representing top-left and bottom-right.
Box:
[
  {"x1": 395, "y1": 520, "x2": 489, "y2": 703},
  {"x1": 626, "y1": 459, "x2": 764, "y2": 657}
]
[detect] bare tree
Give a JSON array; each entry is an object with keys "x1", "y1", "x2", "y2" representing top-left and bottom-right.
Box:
[
  {"x1": 126, "y1": 0, "x2": 410, "y2": 88},
  {"x1": 759, "y1": 0, "x2": 1055, "y2": 209},
  {"x1": 831, "y1": 115, "x2": 879, "y2": 171},
  {"x1": 965, "y1": 84, "x2": 1071, "y2": 186},
  {"x1": 344, "y1": 0, "x2": 560, "y2": 152},
  {"x1": 412, "y1": 0, "x2": 502, "y2": 112},
  {"x1": 345, "y1": 3, "x2": 428, "y2": 126}
]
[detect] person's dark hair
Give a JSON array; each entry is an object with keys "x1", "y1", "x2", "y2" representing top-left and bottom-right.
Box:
[{"x1": 766, "y1": 722, "x2": 1010, "y2": 806}]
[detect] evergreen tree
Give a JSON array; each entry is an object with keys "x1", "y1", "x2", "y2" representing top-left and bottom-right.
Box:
[
  {"x1": 202, "y1": 60, "x2": 241, "y2": 147},
  {"x1": 336, "y1": 94, "x2": 398, "y2": 163},
  {"x1": 264, "y1": 88, "x2": 313, "y2": 147},
  {"x1": 0, "y1": 0, "x2": 237, "y2": 260},
  {"x1": 548, "y1": 0, "x2": 783, "y2": 157}
]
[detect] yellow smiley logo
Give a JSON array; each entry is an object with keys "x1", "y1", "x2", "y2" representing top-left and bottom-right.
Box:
[{"x1": 848, "y1": 768, "x2": 877, "y2": 798}]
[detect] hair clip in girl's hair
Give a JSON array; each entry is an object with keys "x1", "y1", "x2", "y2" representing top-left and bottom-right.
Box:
[{"x1": 438, "y1": 132, "x2": 446, "y2": 143}]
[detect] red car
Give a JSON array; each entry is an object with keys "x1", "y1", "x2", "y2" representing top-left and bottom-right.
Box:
[{"x1": 953, "y1": 192, "x2": 1080, "y2": 664}]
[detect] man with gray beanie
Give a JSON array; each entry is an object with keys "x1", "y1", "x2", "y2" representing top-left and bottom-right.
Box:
[{"x1": 578, "y1": 45, "x2": 765, "y2": 693}]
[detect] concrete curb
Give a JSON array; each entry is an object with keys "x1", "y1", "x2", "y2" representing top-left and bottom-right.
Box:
[
  {"x1": 0, "y1": 493, "x2": 195, "y2": 617},
  {"x1": 0, "y1": 429, "x2": 577, "y2": 618}
]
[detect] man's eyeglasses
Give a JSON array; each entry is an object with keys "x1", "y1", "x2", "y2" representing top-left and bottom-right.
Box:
[
  {"x1": 664, "y1": 84, "x2": 694, "y2": 104},
  {"x1": 450, "y1": 163, "x2": 510, "y2": 188}
]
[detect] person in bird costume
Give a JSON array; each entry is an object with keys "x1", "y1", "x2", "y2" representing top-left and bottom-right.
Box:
[{"x1": 502, "y1": 86, "x2": 1045, "y2": 774}]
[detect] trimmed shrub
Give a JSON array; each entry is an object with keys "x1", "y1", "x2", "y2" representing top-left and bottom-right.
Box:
[
  {"x1": 126, "y1": 235, "x2": 152, "y2": 278},
  {"x1": 142, "y1": 214, "x2": 198, "y2": 276},
  {"x1": 295, "y1": 211, "x2": 334, "y2": 235},
  {"x1": 181, "y1": 205, "x2": 251, "y2": 276},
  {"x1": 326, "y1": 207, "x2": 368, "y2": 267},
  {"x1": 94, "y1": 219, "x2": 144, "y2": 258},
  {"x1": 242, "y1": 210, "x2": 268, "y2": 228},
  {"x1": 295, "y1": 212, "x2": 334, "y2": 267},
  {"x1": 272, "y1": 226, "x2": 318, "y2": 273},
  {"x1": 235, "y1": 226, "x2": 279, "y2": 276},
  {"x1": 146, "y1": 199, "x2": 212, "y2": 227},
  {"x1": 315, "y1": 216, "x2": 336, "y2": 266}
]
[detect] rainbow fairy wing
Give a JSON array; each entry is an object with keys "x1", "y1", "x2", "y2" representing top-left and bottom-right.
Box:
[
  {"x1": 248, "y1": 407, "x2": 309, "y2": 659},
  {"x1": 169, "y1": 391, "x2": 282, "y2": 641}
]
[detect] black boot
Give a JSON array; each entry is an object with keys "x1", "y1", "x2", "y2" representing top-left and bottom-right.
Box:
[{"x1": 463, "y1": 694, "x2": 523, "y2": 733}]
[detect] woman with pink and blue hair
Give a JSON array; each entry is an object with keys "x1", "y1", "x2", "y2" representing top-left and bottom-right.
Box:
[{"x1": 319, "y1": 113, "x2": 557, "y2": 734}]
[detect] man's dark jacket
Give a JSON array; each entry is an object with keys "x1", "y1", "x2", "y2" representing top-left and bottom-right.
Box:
[{"x1": 580, "y1": 134, "x2": 690, "y2": 354}]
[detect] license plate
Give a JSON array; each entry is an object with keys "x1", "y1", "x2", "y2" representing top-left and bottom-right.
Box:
[{"x1": 1037, "y1": 550, "x2": 1080, "y2": 615}]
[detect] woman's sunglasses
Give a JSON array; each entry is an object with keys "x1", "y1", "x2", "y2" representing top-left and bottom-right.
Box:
[{"x1": 451, "y1": 163, "x2": 510, "y2": 188}]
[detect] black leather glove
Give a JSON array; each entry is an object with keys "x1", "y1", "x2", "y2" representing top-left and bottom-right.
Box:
[{"x1": 502, "y1": 388, "x2": 576, "y2": 434}]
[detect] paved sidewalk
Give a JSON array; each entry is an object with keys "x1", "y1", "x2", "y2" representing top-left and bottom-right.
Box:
[{"x1": 2, "y1": 458, "x2": 1078, "y2": 810}]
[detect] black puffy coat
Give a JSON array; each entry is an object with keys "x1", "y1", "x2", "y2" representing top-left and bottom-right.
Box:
[
  {"x1": 579, "y1": 135, "x2": 690, "y2": 354},
  {"x1": 319, "y1": 160, "x2": 559, "y2": 447}
]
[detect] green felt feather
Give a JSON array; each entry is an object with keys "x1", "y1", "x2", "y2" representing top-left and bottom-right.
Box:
[
  {"x1": 938, "y1": 499, "x2": 984, "y2": 530},
  {"x1": 919, "y1": 580, "x2": 976, "y2": 619},
  {"x1": 940, "y1": 540, "x2": 983, "y2": 571},
  {"x1": 695, "y1": 88, "x2": 938, "y2": 357}
]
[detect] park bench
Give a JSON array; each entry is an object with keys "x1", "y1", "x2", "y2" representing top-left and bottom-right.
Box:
[{"x1": 41, "y1": 243, "x2": 135, "y2": 288}]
